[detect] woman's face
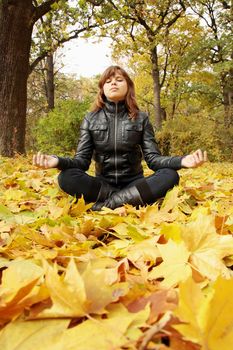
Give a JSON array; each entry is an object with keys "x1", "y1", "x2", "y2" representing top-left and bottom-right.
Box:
[{"x1": 103, "y1": 73, "x2": 128, "y2": 102}]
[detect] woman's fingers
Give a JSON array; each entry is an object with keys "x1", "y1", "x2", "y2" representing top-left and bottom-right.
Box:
[
  {"x1": 192, "y1": 149, "x2": 208, "y2": 167},
  {"x1": 203, "y1": 150, "x2": 208, "y2": 162},
  {"x1": 44, "y1": 157, "x2": 48, "y2": 169},
  {"x1": 33, "y1": 152, "x2": 47, "y2": 168},
  {"x1": 193, "y1": 149, "x2": 202, "y2": 163},
  {"x1": 39, "y1": 153, "x2": 44, "y2": 167},
  {"x1": 32, "y1": 154, "x2": 36, "y2": 166},
  {"x1": 33, "y1": 152, "x2": 58, "y2": 169},
  {"x1": 33, "y1": 152, "x2": 41, "y2": 166},
  {"x1": 192, "y1": 153, "x2": 199, "y2": 165},
  {"x1": 182, "y1": 149, "x2": 208, "y2": 168}
]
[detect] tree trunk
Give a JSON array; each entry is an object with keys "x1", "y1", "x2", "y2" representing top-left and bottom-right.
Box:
[
  {"x1": 0, "y1": 0, "x2": 34, "y2": 157},
  {"x1": 151, "y1": 46, "x2": 162, "y2": 129},
  {"x1": 171, "y1": 102, "x2": 176, "y2": 119},
  {"x1": 46, "y1": 54, "x2": 55, "y2": 110},
  {"x1": 222, "y1": 69, "x2": 233, "y2": 128}
]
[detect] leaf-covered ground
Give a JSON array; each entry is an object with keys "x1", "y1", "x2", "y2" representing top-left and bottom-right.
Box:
[{"x1": 0, "y1": 156, "x2": 233, "y2": 350}]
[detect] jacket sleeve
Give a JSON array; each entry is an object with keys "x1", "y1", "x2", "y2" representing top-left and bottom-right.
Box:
[
  {"x1": 142, "y1": 116, "x2": 183, "y2": 170},
  {"x1": 56, "y1": 116, "x2": 93, "y2": 171}
]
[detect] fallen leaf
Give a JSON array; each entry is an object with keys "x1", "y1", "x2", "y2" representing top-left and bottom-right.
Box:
[
  {"x1": 174, "y1": 277, "x2": 233, "y2": 349},
  {"x1": 148, "y1": 240, "x2": 192, "y2": 288}
]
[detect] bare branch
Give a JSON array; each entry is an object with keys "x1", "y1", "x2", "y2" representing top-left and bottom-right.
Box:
[
  {"x1": 107, "y1": 0, "x2": 137, "y2": 22},
  {"x1": 139, "y1": 312, "x2": 172, "y2": 350},
  {"x1": 32, "y1": 0, "x2": 62, "y2": 23},
  {"x1": 160, "y1": 52, "x2": 169, "y2": 88},
  {"x1": 29, "y1": 19, "x2": 113, "y2": 74},
  {"x1": 129, "y1": 21, "x2": 136, "y2": 42},
  {"x1": 162, "y1": 10, "x2": 185, "y2": 32},
  {"x1": 220, "y1": 0, "x2": 231, "y2": 9},
  {"x1": 29, "y1": 51, "x2": 48, "y2": 74},
  {"x1": 86, "y1": 0, "x2": 105, "y2": 5}
]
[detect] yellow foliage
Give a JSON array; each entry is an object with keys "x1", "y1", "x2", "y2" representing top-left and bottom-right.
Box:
[
  {"x1": 0, "y1": 156, "x2": 232, "y2": 349},
  {"x1": 174, "y1": 277, "x2": 233, "y2": 350}
]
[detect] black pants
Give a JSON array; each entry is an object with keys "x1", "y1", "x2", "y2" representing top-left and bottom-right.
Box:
[{"x1": 58, "y1": 168, "x2": 179, "y2": 205}]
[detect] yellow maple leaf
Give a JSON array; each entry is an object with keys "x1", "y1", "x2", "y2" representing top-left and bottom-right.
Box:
[
  {"x1": 69, "y1": 196, "x2": 93, "y2": 216},
  {"x1": 160, "y1": 222, "x2": 182, "y2": 243},
  {"x1": 161, "y1": 186, "x2": 181, "y2": 212},
  {"x1": 35, "y1": 259, "x2": 87, "y2": 318},
  {"x1": 35, "y1": 258, "x2": 128, "y2": 318},
  {"x1": 140, "y1": 205, "x2": 179, "y2": 226},
  {"x1": 0, "y1": 319, "x2": 69, "y2": 350},
  {"x1": 59, "y1": 303, "x2": 150, "y2": 350},
  {"x1": 181, "y1": 213, "x2": 233, "y2": 279},
  {"x1": 0, "y1": 303, "x2": 149, "y2": 350},
  {"x1": 80, "y1": 259, "x2": 129, "y2": 314},
  {"x1": 148, "y1": 240, "x2": 192, "y2": 288},
  {"x1": 174, "y1": 277, "x2": 233, "y2": 350},
  {"x1": 4, "y1": 189, "x2": 26, "y2": 201},
  {"x1": 0, "y1": 260, "x2": 47, "y2": 322},
  {"x1": 127, "y1": 237, "x2": 160, "y2": 266}
]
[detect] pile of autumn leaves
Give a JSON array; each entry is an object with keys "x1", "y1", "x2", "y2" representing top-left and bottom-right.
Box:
[{"x1": 0, "y1": 156, "x2": 232, "y2": 350}]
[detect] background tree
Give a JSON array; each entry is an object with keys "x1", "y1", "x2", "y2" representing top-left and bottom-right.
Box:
[
  {"x1": 0, "y1": 0, "x2": 110, "y2": 157},
  {"x1": 112, "y1": 15, "x2": 209, "y2": 119},
  {"x1": 30, "y1": 0, "x2": 102, "y2": 110},
  {"x1": 188, "y1": 0, "x2": 233, "y2": 127},
  {"x1": 102, "y1": 0, "x2": 186, "y2": 129}
]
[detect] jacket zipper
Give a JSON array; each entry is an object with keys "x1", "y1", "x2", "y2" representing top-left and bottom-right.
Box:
[{"x1": 114, "y1": 103, "x2": 118, "y2": 184}]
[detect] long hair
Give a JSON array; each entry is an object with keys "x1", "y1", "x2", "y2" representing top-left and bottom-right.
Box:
[{"x1": 92, "y1": 66, "x2": 139, "y2": 119}]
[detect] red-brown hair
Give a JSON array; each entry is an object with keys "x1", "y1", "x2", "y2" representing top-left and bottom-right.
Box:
[{"x1": 92, "y1": 66, "x2": 139, "y2": 119}]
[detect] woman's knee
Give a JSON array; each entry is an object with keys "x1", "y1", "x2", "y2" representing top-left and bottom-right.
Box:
[
  {"x1": 165, "y1": 168, "x2": 180, "y2": 186},
  {"x1": 155, "y1": 168, "x2": 180, "y2": 187},
  {"x1": 58, "y1": 168, "x2": 84, "y2": 195}
]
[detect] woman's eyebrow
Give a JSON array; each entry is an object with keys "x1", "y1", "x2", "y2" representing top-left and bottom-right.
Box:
[{"x1": 106, "y1": 74, "x2": 123, "y2": 80}]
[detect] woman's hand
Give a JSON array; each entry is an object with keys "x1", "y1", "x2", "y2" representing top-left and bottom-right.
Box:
[
  {"x1": 181, "y1": 149, "x2": 208, "y2": 168},
  {"x1": 33, "y1": 152, "x2": 59, "y2": 169}
]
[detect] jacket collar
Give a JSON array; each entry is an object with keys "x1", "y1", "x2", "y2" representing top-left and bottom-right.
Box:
[{"x1": 103, "y1": 99, "x2": 127, "y2": 115}]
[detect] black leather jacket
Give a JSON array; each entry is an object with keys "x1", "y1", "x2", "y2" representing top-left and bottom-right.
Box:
[{"x1": 57, "y1": 100, "x2": 183, "y2": 185}]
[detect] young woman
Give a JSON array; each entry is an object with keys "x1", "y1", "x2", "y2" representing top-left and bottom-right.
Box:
[{"x1": 33, "y1": 65, "x2": 207, "y2": 210}]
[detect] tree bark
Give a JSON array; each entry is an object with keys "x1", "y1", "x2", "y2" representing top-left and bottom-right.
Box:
[
  {"x1": 46, "y1": 54, "x2": 55, "y2": 110},
  {"x1": 0, "y1": 0, "x2": 34, "y2": 156},
  {"x1": 151, "y1": 46, "x2": 162, "y2": 129},
  {"x1": 222, "y1": 69, "x2": 233, "y2": 128}
]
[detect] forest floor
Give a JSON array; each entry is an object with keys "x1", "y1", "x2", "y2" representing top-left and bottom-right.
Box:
[{"x1": 0, "y1": 156, "x2": 232, "y2": 350}]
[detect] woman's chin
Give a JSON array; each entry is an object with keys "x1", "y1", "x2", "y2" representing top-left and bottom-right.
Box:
[{"x1": 107, "y1": 95, "x2": 125, "y2": 102}]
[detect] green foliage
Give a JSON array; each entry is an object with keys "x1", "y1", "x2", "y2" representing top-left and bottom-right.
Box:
[
  {"x1": 26, "y1": 72, "x2": 98, "y2": 152},
  {"x1": 34, "y1": 99, "x2": 90, "y2": 155},
  {"x1": 156, "y1": 111, "x2": 233, "y2": 161}
]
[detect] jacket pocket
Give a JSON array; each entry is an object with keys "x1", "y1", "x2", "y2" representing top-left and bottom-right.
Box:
[
  {"x1": 123, "y1": 122, "x2": 143, "y2": 143},
  {"x1": 89, "y1": 122, "x2": 108, "y2": 142}
]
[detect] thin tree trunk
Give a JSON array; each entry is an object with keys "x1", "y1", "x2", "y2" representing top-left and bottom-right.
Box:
[
  {"x1": 151, "y1": 46, "x2": 162, "y2": 129},
  {"x1": 0, "y1": 0, "x2": 34, "y2": 156},
  {"x1": 222, "y1": 69, "x2": 233, "y2": 128},
  {"x1": 46, "y1": 54, "x2": 55, "y2": 110},
  {"x1": 171, "y1": 102, "x2": 176, "y2": 119}
]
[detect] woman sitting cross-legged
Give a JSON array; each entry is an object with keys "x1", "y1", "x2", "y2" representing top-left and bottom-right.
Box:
[{"x1": 33, "y1": 65, "x2": 207, "y2": 210}]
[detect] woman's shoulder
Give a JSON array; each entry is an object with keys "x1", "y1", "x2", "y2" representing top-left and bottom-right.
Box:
[
  {"x1": 137, "y1": 110, "x2": 149, "y2": 121},
  {"x1": 83, "y1": 110, "x2": 102, "y2": 121}
]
